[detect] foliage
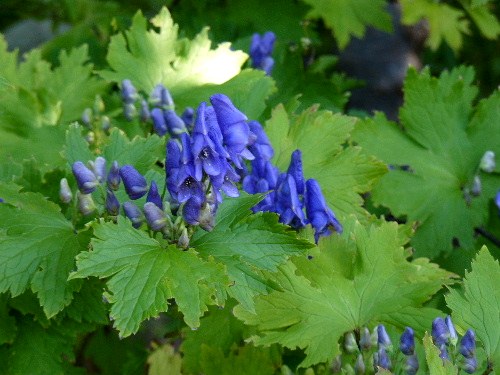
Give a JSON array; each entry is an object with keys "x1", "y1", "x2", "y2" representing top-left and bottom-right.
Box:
[{"x1": 0, "y1": 2, "x2": 498, "y2": 374}]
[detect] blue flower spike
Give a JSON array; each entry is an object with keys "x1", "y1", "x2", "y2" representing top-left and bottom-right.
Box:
[
  {"x1": 400, "y1": 327, "x2": 415, "y2": 355},
  {"x1": 119, "y1": 165, "x2": 148, "y2": 200},
  {"x1": 123, "y1": 202, "x2": 144, "y2": 228},
  {"x1": 459, "y1": 329, "x2": 476, "y2": 358},
  {"x1": 432, "y1": 317, "x2": 449, "y2": 346},
  {"x1": 72, "y1": 161, "x2": 99, "y2": 194},
  {"x1": 304, "y1": 178, "x2": 343, "y2": 243}
]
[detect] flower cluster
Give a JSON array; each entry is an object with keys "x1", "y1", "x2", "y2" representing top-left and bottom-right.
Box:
[
  {"x1": 243, "y1": 148, "x2": 342, "y2": 243},
  {"x1": 332, "y1": 317, "x2": 477, "y2": 374},
  {"x1": 119, "y1": 80, "x2": 193, "y2": 138},
  {"x1": 432, "y1": 316, "x2": 477, "y2": 373},
  {"x1": 249, "y1": 31, "x2": 276, "y2": 75},
  {"x1": 72, "y1": 85, "x2": 343, "y2": 247}
]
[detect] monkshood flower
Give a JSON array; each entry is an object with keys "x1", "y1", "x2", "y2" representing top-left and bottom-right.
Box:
[
  {"x1": 105, "y1": 190, "x2": 120, "y2": 216},
  {"x1": 90, "y1": 156, "x2": 107, "y2": 183},
  {"x1": 175, "y1": 133, "x2": 205, "y2": 203},
  {"x1": 143, "y1": 202, "x2": 168, "y2": 232},
  {"x1": 191, "y1": 102, "x2": 225, "y2": 181},
  {"x1": 119, "y1": 165, "x2": 148, "y2": 200},
  {"x1": 164, "y1": 109, "x2": 187, "y2": 137},
  {"x1": 463, "y1": 357, "x2": 478, "y2": 374},
  {"x1": 459, "y1": 329, "x2": 476, "y2": 358},
  {"x1": 210, "y1": 93, "x2": 254, "y2": 169},
  {"x1": 77, "y1": 192, "x2": 96, "y2": 216},
  {"x1": 445, "y1": 315, "x2": 458, "y2": 346},
  {"x1": 146, "y1": 181, "x2": 163, "y2": 209},
  {"x1": 249, "y1": 31, "x2": 276, "y2": 75},
  {"x1": 287, "y1": 149, "x2": 305, "y2": 195},
  {"x1": 377, "y1": 324, "x2": 392, "y2": 351},
  {"x1": 151, "y1": 108, "x2": 168, "y2": 136},
  {"x1": 123, "y1": 202, "x2": 144, "y2": 229},
  {"x1": 359, "y1": 327, "x2": 372, "y2": 351},
  {"x1": 432, "y1": 317, "x2": 449, "y2": 346},
  {"x1": 248, "y1": 120, "x2": 274, "y2": 161},
  {"x1": 305, "y1": 179, "x2": 343, "y2": 243},
  {"x1": 210, "y1": 159, "x2": 240, "y2": 200},
  {"x1": 274, "y1": 174, "x2": 307, "y2": 229},
  {"x1": 404, "y1": 354, "x2": 419, "y2": 375},
  {"x1": 495, "y1": 190, "x2": 500, "y2": 214},
  {"x1": 72, "y1": 161, "x2": 99, "y2": 194},
  {"x1": 375, "y1": 347, "x2": 391, "y2": 370},
  {"x1": 166, "y1": 139, "x2": 182, "y2": 201},
  {"x1": 181, "y1": 107, "x2": 195, "y2": 130},
  {"x1": 400, "y1": 327, "x2": 415, "y2": 355},
  {"x1": 150, "y1": 83, "x2": 174, "y2": 108},
  {"x1": 242, "y1": 157, "x2": 279, "y2": 211},
  {"x1": 121, "y1": 79, "x2": 138, "y2": 103}
]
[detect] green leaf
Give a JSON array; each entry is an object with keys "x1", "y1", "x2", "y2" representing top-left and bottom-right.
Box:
[
  {"x1": 0, "y1": 294, "x2": 16, "y2": 345},
  {"x1": 446, "y1": 246, "x2": 500, "y2": 367},
  {"x1": 70, "y1": 218, "x2": 228, "y2": 337},
  {"x1": 301, "y1": 0, "x2": 392, "y2": 49},
  {"x1": 234, "y1": 220, "x2": 453, "y2": 368},
  {"x1": 100, "y1": 7, "x2": 247, "y2": 96},
  {"x1": 462, "y1": 1, "x2": 500, "y2": 40},
  {"x1": 64, "y1": 123, "x2": 94, "y2": 168},
  {"x1": 401, "y1": 0, "x2": 469, "y2": 51},
  {"x1": 352, "y1": 66, "x2": 500, "y2": 257},
  {"x1": 147, "y1": 344, "x2": 182, "y2": 375},
  {"x1": 423, "y1": 332, "x2": 459, "y2": 375},
  {"x1": 0, "y1": 183, "x2": 88, "y2": 318},
  {"x1": 265, "y1": 103, "x2": 387, "y2": 221},
  {"x1": 102, "y1": 128, "x2": 163, "y2": 173},
  {"x1": 191, "y1": 194, "x2": 314, "y2": 312},
  {"x1": 181, "y1": 302, "x2": 246, "y2": 374}
]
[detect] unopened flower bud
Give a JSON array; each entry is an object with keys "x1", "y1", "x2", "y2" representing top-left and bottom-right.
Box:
[
  {"x1": 106, "y1": 190, "x2": 120, "y2": 216},
  {"x1": 85, "y1": 131, "x2": 95, "y2": 144},
  {"x1": 121, "y1": 79, "x2": 138, "y2": 103},
  {"x1": 124, "y1": 102, "x2": 137, "y2": 121},
  {"x1": 177, "y1": 227, "x2": 190, "y2": 249},
  {"x1": 72, "y1": 161, "x2": 99, "y2": 194},
  {"x1": 150, "y1": 84, "x2": 174, "y2": 107},
  {"x1": 119, "y1": 165, "x2": 148, "y2": 200},
  {"x1": 90, "y1": 156, "x2": 107, "y2": 183},
  {"x1": 445, "y1": 316, "x2": 458, "y2": 346},
  {"x1": 331, "y1": 355, "x2": 342, "y2": 373},
  {"x1": 432, "y1": 317, "x2": 449, "y2": 346},
  {"x1": 400, "y1": 327, "x2": 415, "y2": 355},
  {"x1": 459, "y1": 329, "x2": 476, "y2": 358},
  {"x1": 77, "y1": 192, "x2": 96, "y2": 216},
  {"x1": 354, "y1": 354, "x2": 365, "y2": 374},
  {"x1": 81, "y1": 108, "x2": 92, "y2": 127},
  {"x1": 107, "y1": 161, "x2": 120, "y2": 191},
  {"x1": 59, "y1": 178, "x2": 72, "y2": 203},
  {"x1": 377, "y1": 348, "x2": 391, "y2": 370},
  {"x1": 439, "y1": 345, "x2": 450, "y2": 361},
  {"x1": 480, "y1": 150, "x2": 495, "y2": 173},
  {"x1": 101, "y1": 116, "x2": 111, "y2": 132},
  {"x1": 344, "y1": 332, "x2": 358, "y2": 353},
  {"x1": 146, "y1": 181, "x2": 163, "y2": 209},
  {"x1": 151, "y1": 108, "x2": 167, "y2": 136},
  {"x1": 164, "y1": 109, "x2": 187, "y2": 137},
  {"x1": 123, "y1": 202, "x2": 143, "y2": 228},
  {"x1": 471, "y1": 175, "x2": 481, "y2": 196},
  {"x1": 404, "y1": 354, "x2": 419, "y2": 375},
  {"x1": 140, "y1": 99, "x2": 150, "y2": 122},
  {"x1": 359, "y1": 327, "x2": 372, "y2": 351},
  {"x1": 462, "y1": 356, "x2": 477, "y2": 374},
  {"x1": 181, "y1": 107, "x2": 195, "y2": 130},
  {"x1": 377, "y1": 325, "x2": 392, "y2": 350},
  {"x1": 94, "y1": 95, "x2": 105, "y2": 114},
  {"x1": 143, "y1": 202, "x2": 167, "y2": 232}
]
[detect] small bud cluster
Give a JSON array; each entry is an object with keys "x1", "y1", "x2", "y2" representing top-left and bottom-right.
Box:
[
  {"x1": 249, "y1": 31, "x2": 276, "y2": 75},
  {"x1": 432, "y1": 316, "x2": 477, "y2": 373},
  {"x1": 80, "y1": 95, "x2": 111, "y2": 144},
  {"x1": 119, "y1": 80, "x2": 194, "y2": 138},
  {"x1": 332, "y1": 317, "x2": 477, "y2": 374}
]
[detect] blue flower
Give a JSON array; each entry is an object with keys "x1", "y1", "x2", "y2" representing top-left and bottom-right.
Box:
[
  {"x1": 459, "y1": 329, "x2": 476, "y2": 358},
  {"x1": 274, "y1": 174, "x2": 307, "y2": 229},
  {"x1": 445, "y1": 315, "x2": 458, "y2": 345},
  {"x1": 495, "y1": 189, "x2": 500, "y2": 214},
  {"x1": 439, "y1": 345, "x2": 450, "y2": 361},
  {"x1": 105, "y1": 189, "x2": 120, "y2": 215},
  {"x1": 404, "y1": 354, "x2": 419, "y2": 375},
  {"x1": 181, "y1": 107, "x2": 195, "y2": 130},
  {"x1": 377, "y1": 324, "x2": 392, "y2": 350},
  {"x1": 210, "y1": 94, "x2": 254, "y2": 169},
  {"x1": 107, "y1": 161, "x2": 121, "y2": 191},
  {"x1": 191, "y1": 102, "x2": 225, "y2": 180},
  {"x1": 242, "y1": 157, "x2": 279, "y2": 211},
  {"x1": 150, "y1": 83, "x2": 174, "y2": 107},
  {"x1": 123, "y1": 202, "x2": 143, "y2": 228},
  {"x1": 151, "y1": 108, "x2": 167, "y2": 136},
  {"x1": 463, "y1": 357, "x2": 477, "y2": 374},
  {"x1": 248, "y1": 120, "x2": 274, "y2": 161},
  {"x1": 140, "y1": 99, "x2": 150, "y2": 122},
  {"x1": 143, "y1": 202, "x2": 167, "y2": 232},
  {"x1": 72, "y1": 161, "x2": 99, "y2": 194},
  {"x1": 376, "y1": 348, "x2": 391, "y2": 370},
  {"x1": 164, "y1": 109, "x2": 187, "y2": 137},
  {"x1": 182, "y1": 196, "x2": 203, "y2": 226},
  {"x1": 432, "y1": 317, "x2": 449, "y2": 347},
  {"x1": 121, "y1": 79, "x2": 138, "y2": 103},
  {"x1": 400, "y1": 327, "x2": 415, "y2": 355},
  {"x1": 250, "y1": 32, "x2": 276, "y2": 75},
  {"x1": 90, "y1": 156, "x2": 107, "y2": 183},
  {"x1": 146, "y1": 181, "x2": 163, "y2": 209},
  {"x1": 287, "y1": 150, "x2": 305, "y2": 195},
  {"x1": 304, "y1": 179, "x2": 342, "y2": 243},
  {"x1": 174, "y1": 133, "x2": 205, "y2": 203},
  {"x1": 59, "y1": 178, "x2": 72, "y2": 203},
  {"x1": 119, "y1": 165, "x2": 148, "y2": 200},
  {"x1": 210, "y1": 159, "x2": 240, "y2": 200}
]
